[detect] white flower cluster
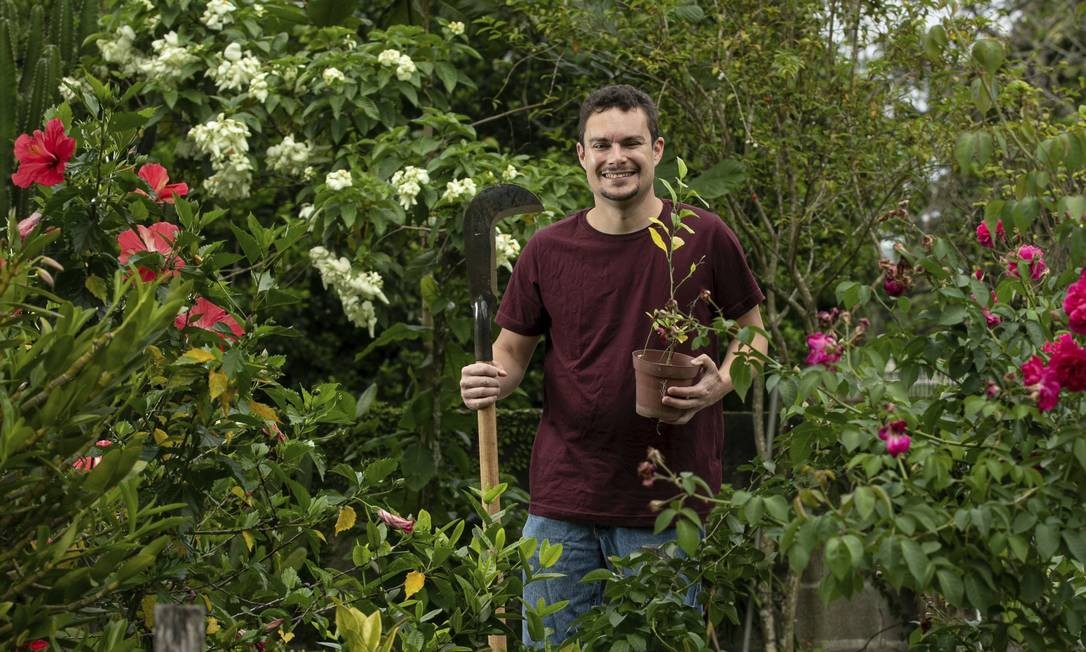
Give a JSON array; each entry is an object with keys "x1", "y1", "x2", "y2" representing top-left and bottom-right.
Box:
[
  {"x1": 322, "y1": 67, "x2": 345, "y2": 85},
  {"x1": 266, "y1": 135, "x2": 312, "y2": 176},
  {"x1": 447, "y1": 21, "x2": 465, "y2": 36},
  {"x1": 495, "y1": 228, "x2": 521, "y2": 271},
  {"x1": 502, "y1": 164, "x2": 518, "y2": 180},
  {"x1": 325, "y1": 169, "x2": 353, "y2": 191},
  {"x1": 201, "y1": 0, "x2": 236, "y2": 30},
  {"x1": 210, "y1": 43, "x2": 262, "y2": 92},
  {"x1": 441, "y1": 177, "x2": 477, "y2": 203},
  {"x1": 377, "y1": 49, "x2": 416, "y2": 81},
  {"x1": 97, "y1": 25, "x2": 141, "y2": 75},
  {"x1": 188, "y1": 114, "x2": 252, "y2": 199},
  {"x1": 58, "y1": 76, "x2": 91, "y2": 103},
  {"x1": 390, "y1": 166, "x2": 429, "y2": 210},
  {"x1": 309, "y1": 247, "x2": 389, "y2": 336},
  {"x1": 139, "y1": 31, "x2": 198, "y2": 83}
]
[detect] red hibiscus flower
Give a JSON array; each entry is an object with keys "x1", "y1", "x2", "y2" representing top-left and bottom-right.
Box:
[
  {"x1": 174, "y1": 297, "x2": 245, "y2": 342},
  {"x1": 117, "y1": 222, "x2": 186, "y2": 282},
  {"x1": 22, "y1": 640, "x2": 49, "y2": 651},
  {"x1": 11, "y1": 118, "x2": 77, "y2": 188},
  {"x1": 133, "y1": 163, "x2": 189, "y2": 204},
  {"x1": 1065, "y1": 268, "x2": 1086, "y2": 336},
  {"x1": 975, "y1": 220, "x2": 1004, "y2": 249},
  {"x1": 72, "y1": 439, "x2": 113, "y2": 472},
  {"x1": 376, "y1": 508, "x2": 415, "y2": 534}
]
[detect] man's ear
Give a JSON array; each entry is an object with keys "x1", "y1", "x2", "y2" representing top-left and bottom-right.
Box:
[
  {"x1": 653, "y1": 137, "x2": 665, "y2": 164},
  {"x1": 576, "y1": 141, "x2": 587, "y2": 169}
]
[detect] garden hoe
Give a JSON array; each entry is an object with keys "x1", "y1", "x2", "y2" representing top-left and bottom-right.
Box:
[{"x1": 463, "y1": 184, "x2": 542, "y2": 651}]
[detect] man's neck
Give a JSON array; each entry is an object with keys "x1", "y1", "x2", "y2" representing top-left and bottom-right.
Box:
[{"x1": 586, "y1": 195, "x2": 665, "y2": 235}]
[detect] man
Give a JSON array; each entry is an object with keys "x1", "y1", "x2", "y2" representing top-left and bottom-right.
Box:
[{"x1": 459, "y1": 84, "x2": 767, "y2": 646}]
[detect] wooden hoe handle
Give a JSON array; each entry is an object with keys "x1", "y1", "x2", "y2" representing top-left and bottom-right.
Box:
[{"x1": 477, "y1": 402, "x2": 506, "y2": 651}]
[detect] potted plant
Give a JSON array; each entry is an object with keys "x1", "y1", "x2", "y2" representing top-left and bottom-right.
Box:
[{"x1": 632, "y1": 159, "x2": 722, "y2": 419}]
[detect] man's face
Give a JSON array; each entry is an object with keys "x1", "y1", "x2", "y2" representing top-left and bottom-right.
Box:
[{"x1": 577, "y1": 107, "x2": 664, "y2": 207}]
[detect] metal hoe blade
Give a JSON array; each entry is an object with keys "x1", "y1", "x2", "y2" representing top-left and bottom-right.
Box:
[{"x1": 463, "y1": 184, "x2": 543, "y2": 361}]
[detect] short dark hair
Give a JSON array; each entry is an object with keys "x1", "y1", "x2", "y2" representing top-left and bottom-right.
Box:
[{"x1": 577, "y1": 84, "x2": 660, "y2": 145}]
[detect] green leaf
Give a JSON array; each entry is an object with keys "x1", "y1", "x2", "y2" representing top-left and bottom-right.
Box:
[
  {"x1": 972, "y1": 38, "x2": 1005, "y2": 74},
  {"x1": 401, "y1": 444, "x2": 435, "y2": 491},
  {"x1": 936, "y1": 569, "x2": 964, "y2": 607},
  {"x1": 539, "y1": 539, "x2": 563, "y2": 569},
  {"x1": 853, "y1": 487, "x2": 875, "y2": 520},
  {"x1": 357, "y1": 323, "x2": 429, "y2": 360},
  {"x1": 356, "y1": 383, "x2": 377, "y2": 417},
  {"x1": 675, "y1": 517, "x2": 700, "y2": 557},
  {"x1": 1074, "y1": 439, "x2": 1086, "y2": 473},
  {"x1": 307, "y1": 0, "x2": 355, "y2": 26},
  {"x1": 364, "y1": 458, "x2": 397, "y2": 484},
  {"x1": 825, "y1": 537, "x2": 850, "y2": 580},
  {"x1": 936, "y1": 305, "x2": 967, "y2": 326},
  {"x1": 1062, "y1": 530, "x2": 1086, "y2": 564},
  {"x1": 1036, "y1": 523, "x2": 1059, "y2": 559},
  {"x1": 688, "y1": 159, "x2": 745, "y2": 199},
  {"x1": 900, "y1": 539, "x2": 930, "y2": 586},
  {"x1": 669, "y1": 3, "x2": 705, "y2": 22}
]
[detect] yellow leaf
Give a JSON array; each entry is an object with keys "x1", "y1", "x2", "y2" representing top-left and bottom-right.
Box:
[
  {"x1": 279, "y1": 628, "x2": 294, "y2": 643},
  {"x1": 335, "y1": 506, "x2": 357, "y2": 535},
  {"x1": 404, "y1": 570, "x2": 425, "y2": 598},
  {"x1": 153, "y1": 428, "x2": 171, "y2": 446},
  {"x1": 671, "y1": 236, "x2": 685, "y2": 250},
  {"x1": 648, "y1": 227, "x2": 668, "y2": 253},
  {"x1": 648, "y1": 216, "x2": 666, "y2": 228},
  {"x1": 241, "y1": 530, "x2": 254, "y2": 552},
  {"x1": 146, "y1": 344, "x2": 165, "y2": 363},
  {"x1": 230, "y1": 485, "x2": 246, "y2": 500},
  {"x1": 209, "y1": 369, "x2": 228, "y2": 401},
  {"x1": 247, "y1": 400, "x2": 279, "y2": 422},
  {"x1": 312, "y1": 529, "x2": 327, "y2": 543},
  {"x1": 200, "y1": 593, "x2": 213, "y2": 611},
  {"x1": 182, "y1": 348, "x2": 216, "y2": 364},
  {"x1": 206, "y1": 617, "x2": 220, "y2": 635},
  {"x1": 141, "y1": 594, "x2": 156, "y2": 629}
]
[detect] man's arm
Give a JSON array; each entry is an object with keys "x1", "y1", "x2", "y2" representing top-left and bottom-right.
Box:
[
  {"x1": 460, "y1": 328, "x2": 541, "y2": 410},
  {"x1": 660, "y1": 305, "x2": 769, "y2": 424}
]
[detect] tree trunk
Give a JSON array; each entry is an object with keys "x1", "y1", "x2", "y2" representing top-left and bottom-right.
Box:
[{"x1": 154, "y1": 604, "x2": 205, "y2": 652}]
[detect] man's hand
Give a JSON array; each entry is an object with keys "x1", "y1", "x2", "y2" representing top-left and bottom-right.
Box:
[
  {"x1": 659, "y1": 354, "x2": 731, "y2": 425},
  {"x1": 460, "y1": 362, "x2": 509, "y2": 411}
]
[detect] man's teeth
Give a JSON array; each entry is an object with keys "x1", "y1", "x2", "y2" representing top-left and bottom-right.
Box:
[{"x1": 602, "y1": 171, "x2": 635, "y2": 179}]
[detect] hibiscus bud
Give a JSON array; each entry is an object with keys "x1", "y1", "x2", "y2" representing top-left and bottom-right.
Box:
[
  {"x1": 638, "y1": 460, "x2": 657, "y2": 487},
  {"x1": 17, "y1": 211, "x2": 42, "y2": 238},
  {"x1": 36, "y1": 268, "x2": 55, "y2": 287},
  {"x1": 648, "y1": 499, "x2": 668, "y2": 513},
  {"x1": 263, "y1": 619, "x2": 284, "y2": 631},
  {"x1": 376, "y1": 508, "x2": 415, "y2": 534},
  {"x1": 39, "y1": 256, "x2": 64, "y2": 272}
]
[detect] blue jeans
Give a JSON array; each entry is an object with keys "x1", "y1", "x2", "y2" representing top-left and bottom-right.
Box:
[{"x1": 521, "y1": 514, "x2": 700, "y2": 647}]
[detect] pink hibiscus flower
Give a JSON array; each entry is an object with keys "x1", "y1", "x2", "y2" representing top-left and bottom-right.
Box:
[
  {"x1": 174, "y1": 297, "x2": 245, "y2": 342},
  {"x1": 133, "y1": 163, "x2": 189, "y2": 204},
  {"x1": 11, "y1": 118, "x2": 77, "y2": 188},
  {"x1": 117, "y1": 222, "x2": 186, "y2": 282}
]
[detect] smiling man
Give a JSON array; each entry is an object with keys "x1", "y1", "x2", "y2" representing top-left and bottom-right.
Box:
[{"x1": 459, "y1": 84, "x2": 767, "y2": 646}]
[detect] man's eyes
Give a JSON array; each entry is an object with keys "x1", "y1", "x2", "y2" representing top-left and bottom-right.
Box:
[{"x1": 592, "y1": 141, "x2": 643, "y2": 149}]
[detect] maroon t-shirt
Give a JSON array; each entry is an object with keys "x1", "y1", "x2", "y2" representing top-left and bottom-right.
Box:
[{"x1": 496, "y1": 200, "x2": 764, "y2": 526}]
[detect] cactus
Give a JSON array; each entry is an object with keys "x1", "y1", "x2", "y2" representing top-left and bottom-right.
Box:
[{"x1": 0, "y1": 0, "x2": 98, "y2": 219}]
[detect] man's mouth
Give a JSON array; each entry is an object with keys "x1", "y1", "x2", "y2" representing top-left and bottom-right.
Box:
[{"x1": 601, "y1": 170, "x2": 636, "y2": 180}]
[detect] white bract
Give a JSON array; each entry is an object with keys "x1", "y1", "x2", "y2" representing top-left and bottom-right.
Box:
[
  {"x1": 495, "y1": 228, "x2": 522, "y2": 271},
  {"x1": 322, "y1": 67, "x2": 346, "y2": 85},
  {"x1": 189, "y1": 114, "x2": 253, "y2": 199},
  {"x1": 378, "y1": 49, "x2": 417, "y2": 81},
  {"x1": 502, "y1": 164, "x2": 518, "y2": 180},
  {"x1": 447, "y1": 21, "x2": 465, "y2": 36},
  {"x1": 390, "y1": 166, "x2": 430, "y2": 210},
  {"x1": 209, "y1": 43, "x2": 262, "y2": 92},
  {"x1": 377, "y1": 49, "x2": 401, "y2": 66},
  {"x1": 58, "y1": 77, "x2": 90, "y2": 103},
  {"x1": 201, "y1": 0, "x2": 236, "y2": 30},
  {"x1": 309, "y1": 247, "x2": 389, "y2": 336},
  {"x1": 97, "y1": 25, "x2": 142, "y2": 75},
  {"x1": 248, "y1": 73, "x2": 269, "y2": 103},
  {"x1": 441, "y1": 177, "x2": 477, "y2": 202},
  {"x1": 139, "y1": 31, "x2": 198, "y2": 83},
  {"x1": 325, "y1": 169, "x2": 353, "y2": 191},
  {"x1": 266, "y1": 135, "x2": 312, "y2": 176},
  {"x1": 298, "y1": 204, "x2": 315, "y2": 220}
]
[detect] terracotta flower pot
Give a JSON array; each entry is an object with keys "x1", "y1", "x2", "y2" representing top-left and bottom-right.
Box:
[{"x1": 632, "y1": 349, "x2": 700, "y2": 420}]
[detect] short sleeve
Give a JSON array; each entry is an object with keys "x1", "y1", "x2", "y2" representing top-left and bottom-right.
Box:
[
  {"x1": 712, "y1": 220, "x2": 765, "y2": 319},
  {"x1": 496, "y1": 235, "x2": 549, "y2": 336}
]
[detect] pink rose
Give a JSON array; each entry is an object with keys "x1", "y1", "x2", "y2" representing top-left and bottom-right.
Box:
[
  {"x1": 976, "y1": 220, "x2": 1005, "y2": 248},
  {"x1": 1064, "y1": 268, "x2": 1086, "y2": 336},
  {"x1": 878, "y1": 420, "x2": 910, "y2": 457},
  {"x1": 985, "y1": 381, "x2": 999, "y2": 399},
  {"x1": 982, "y1": 308, "x2": 1001, "y2": 328},
  {"x1": 1047, "y1": 334, "x2": 1086, "y2": 392},
  {"x1": 1007, "y1": 244, "x2": 1047, "y2": 281},
  {"x1": 883, "y1": 276, "x2": 907, "y2": 297},
  {"x1": 1021, "y1": 354, "x2": 1062, "y2": 411},
  {"x1": 805, "y1": 331, "x2": 842, "y2": 367}
]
